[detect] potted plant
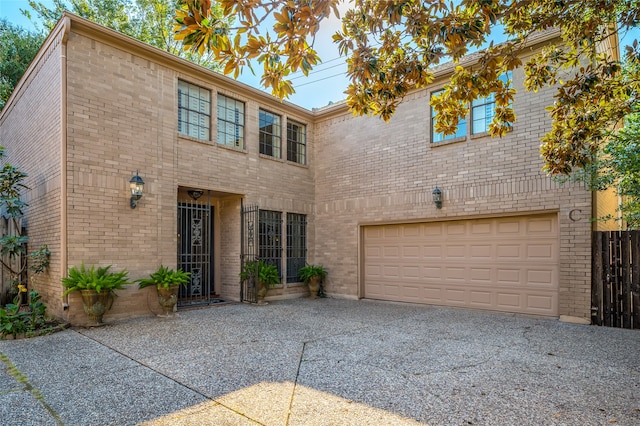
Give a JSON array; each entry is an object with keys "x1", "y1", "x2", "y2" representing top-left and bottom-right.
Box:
[
  {"x1": 299, "y1": 264, "x2": 327, "y2": 299},
  {"x1": 61, "y1": 264, "x2": 130, "y2": 325},
  {"x1": 240, "y1": 259, "x2": 280, "y2": 304},
  {"x1": 136, "y1": 265, "x2": 191, "y2": 316}
]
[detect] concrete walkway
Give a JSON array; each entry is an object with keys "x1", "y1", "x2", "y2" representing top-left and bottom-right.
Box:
[{"x1": 1, "y1": 298, "x2": 639, "y2": 425}]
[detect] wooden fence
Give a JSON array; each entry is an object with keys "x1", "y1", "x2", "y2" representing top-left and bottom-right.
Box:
[
  {"x1": 592, "y1": 231, "x2": 640, "y2": 329},
  {"x1": 0, "y1": 216, "x2": 25, "y2": 306}
]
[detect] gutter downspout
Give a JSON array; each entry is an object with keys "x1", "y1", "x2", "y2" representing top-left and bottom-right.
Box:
[{"x1": 61, "y1": 16, "x2": 70, "y2": 318}]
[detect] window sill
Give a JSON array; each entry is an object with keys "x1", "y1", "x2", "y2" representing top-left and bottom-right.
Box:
[
  {"x1": 430, "y1": 136, "x2": 467, "y2": 147},
  {"x1": 259, "y1": 153, "x2": 284, "y2": 162},
  {"x1": 178, "y1": 134, "x2": 212, "y2": 145},
  {"x1": 217, "y1": 143, "x2": 247, "y2": 154},
  {"x1": 285, "y1": 160, "x2": 308, "y2": 169},
  {"x1": 471, "y1": 126, "x2": 513, "y2": 140}
]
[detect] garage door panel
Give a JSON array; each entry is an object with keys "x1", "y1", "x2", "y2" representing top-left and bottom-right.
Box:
[
  {"x1": 471, "y1": 222, "x2": 492, "y2": 235},
  {"x1": 446, "y1": 245, "x2": 467, "y2": 258},
  {"x1": 496, "y1": 244, "x2": 522, "y2": 259},
  {"x1": 444, "y1": 267, "x2": 466, "y2": 281},
  {"x1": 497, "y1": 220, "x2": 522, "y2": 234},
  {"x1": 526, "y1": 269, "x2": 555, "y2": 287},
  {"x1": 470, "y1": 245, "x2": 492, "y2": 258},
  {"x1": 528, "y1": 217, "x2": 554, "y2": 233},
  {"x1": 423, "y1": 245, "x2": 443, "y2": 259},
  {"x1": 402, "y1": 224, "x2": 422, "y2": 238},
  {"x1": 384, "y1": 226, "x2": 401, "y2": 238},
  {"x1": 527, "y1": 294, "x2": 555, "y2": 311},
  {"x1": 470, "y1": 291, "x2": 493, "y2": 307},
  {"x1": 469, "y1": 268, "x2": 492, "y2": 282},
  {"x1": 402, "y1": 245, "x2": 421, "y2": 258},
  {"x1": 364, "y1": 214, "x2": 558, "y2": 316}
]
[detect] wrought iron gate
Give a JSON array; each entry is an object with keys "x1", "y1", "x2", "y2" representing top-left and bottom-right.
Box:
[
  {"x1": 177, "y1": 201, "x2": 214, "y2": 306},
  {"x1": 241, "y1": 203, "x2": 259, "y2": 303}
]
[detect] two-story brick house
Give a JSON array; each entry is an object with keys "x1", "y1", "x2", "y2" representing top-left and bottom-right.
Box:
[{"x1": 0, "y1": 13, "x2": 606, "y2": 325}]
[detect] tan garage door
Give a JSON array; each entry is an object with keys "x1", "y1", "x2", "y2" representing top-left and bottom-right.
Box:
[{"x1": 363, "y1": 214, "x2": 559, "y2": 316}]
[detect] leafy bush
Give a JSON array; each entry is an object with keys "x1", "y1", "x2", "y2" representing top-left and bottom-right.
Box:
[
  {"x1": 240, "y1": 260, "x2": 281, "y2": 287},
  {"x1": 61, "y1": 264, "x2": 130, "y2": 296},
  {"x1": 298, "y1": 264, "x2": 327, "y2": 283},
  {"x1": 0, "y1": 290, "x2": 49, "y2": 339},
  {"x1": 136, "y1": 265, "x2": 191, "y2": 289}
]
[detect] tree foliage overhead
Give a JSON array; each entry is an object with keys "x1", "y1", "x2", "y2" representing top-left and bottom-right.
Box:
[
  {"x1": 0, "y1": 20, "x2": 45, "y2": 110},
  {"x1": 174, "y1": 0, "x2": 640, "y2": 175},
  {"x1": 24, "y1": 0, "x2": 230, "y2": 70},
  {"x1": 586, "y1": 113, "x2": 640, "y2": 229}
]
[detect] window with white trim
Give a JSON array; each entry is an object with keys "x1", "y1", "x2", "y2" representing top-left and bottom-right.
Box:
[
  {"x1": 471, "y1": 72, "x2": 513, "y2": 134},
  {"x1": 178, "y1": 80, "x2": 211, "y2": 141},
  {"x1": 217, "y1": 94, "x2": 245, "y2": 148},
  {"x1": 259, "y1": 109, "x2": 281, "y2": 158},
  {"x1": 430, "y1": 89, "x2": 467, "y2": 143}
]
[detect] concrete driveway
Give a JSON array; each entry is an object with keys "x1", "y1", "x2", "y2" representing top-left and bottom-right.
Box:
[{"x1": 1, "y1": 298, "x2": 639, "y2": 425}]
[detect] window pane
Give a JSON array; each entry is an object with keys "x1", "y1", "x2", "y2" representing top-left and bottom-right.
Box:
[
  {"x1": 431, "y1": 89, "x2": 466, "y2": 143},
  {"x1": 259, "y1": 109, "x2": 282, "y2": 158},
  {"x1": 217, "y1": 94, "x2": 245, "y2": 148},
  {"x1": 286, "y1": 213, "x2": 307, "y2": 283},
  {"x1": 287, "y1": 121, "x2": 306, "y2": 164},
  {"x1": 177, "y1": 80, "x2": 211, "y2": 141},
  {"x1": 259, "y1": 210, "x2": 282, "y2": 279}
]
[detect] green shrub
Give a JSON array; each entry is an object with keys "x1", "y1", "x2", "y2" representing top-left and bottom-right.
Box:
[
  {"x1": 61, "y1": 264, "x2": 130, "y2": 296},
  {"x1": 136, "y1": 265, "x2": 191, "y2": 289}
]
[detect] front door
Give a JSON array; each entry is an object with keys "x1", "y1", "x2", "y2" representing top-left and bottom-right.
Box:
[{"x1": 177, "y1": 201, "x2": 214, "y2": 306}]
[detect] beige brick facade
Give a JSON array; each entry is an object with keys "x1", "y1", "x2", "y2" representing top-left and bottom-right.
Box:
[{"x1": 0, "y1": 14, "x2": 599, "y2": 324}]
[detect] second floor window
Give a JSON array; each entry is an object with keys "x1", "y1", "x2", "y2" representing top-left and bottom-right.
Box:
[
  {"x1": 259, "y1": 109, "x2": 281, "y2": 158},
  {"x1": 472, "y1": 72, "x2": 513, "y2": 134},
  {"x1": 217, "y1": 94, "x2": 245, "y2": 148},
  {"x1": 431, "y1": 89, "x2": 467, "y2": 143},
  {"x1": 287, "y1": 121, "x2": 306, "y2": 164},
  {"x1": 178, "y1": 80, "x2": 211, "y2": 141}
]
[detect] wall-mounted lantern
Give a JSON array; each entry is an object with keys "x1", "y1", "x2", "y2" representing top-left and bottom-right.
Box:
[
  {"x1": 129, "y1": 171, "x2": 144, "y2": 209},
  {"x1": 188, "y1": 190, "x2": 204, "y2": 200},
  {"x1": 432, "y1": 186, "x2": 442, "y2": 209}
]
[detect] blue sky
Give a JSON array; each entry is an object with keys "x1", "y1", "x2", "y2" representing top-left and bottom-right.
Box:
[
  {"x1": 1, "y1": 0, "x2": 639, "y2": 110},
  {"x1": 0, "y1": 0, "x2": 350, "y2": 110}
]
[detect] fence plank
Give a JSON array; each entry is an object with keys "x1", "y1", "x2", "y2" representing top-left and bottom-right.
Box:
[
  {"x1": 621, "y1": 231, "x2": 631, "y2": 328},
  {"x1": 602, "y1": 232, "x2": 612, "y2": 327},
  {"x1": 632, "y1": 231, "x2": 640, "y2": 329},
  {"x1": 592, "y1": 232, "x2": 603, "y2": 325}
]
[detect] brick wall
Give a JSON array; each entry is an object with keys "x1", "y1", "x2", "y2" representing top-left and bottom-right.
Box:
[
  {"x1": 0, "y1": 31, "x2": 64, "y2": 317},
  {"x1": 63, "y1": 29, "x2": 315, "y2": 324},
  {"x1": 313, "y1": 49, "x2": 593, "y2": 319}
]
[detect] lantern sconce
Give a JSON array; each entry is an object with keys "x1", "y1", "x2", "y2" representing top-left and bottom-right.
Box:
[
  {"x1": 432, "y1": 186, "x2": 442, "y2": 209},
  {"x1": 188, "y1": 189, "x2": 204, "y2": 200},
  {"x1": 129, "y1": 171, "x2": 145, "y2": 209}
]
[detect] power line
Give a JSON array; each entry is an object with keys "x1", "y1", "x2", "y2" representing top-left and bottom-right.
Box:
[
  {"x1": 295, "y1": 72, "x2": 348, "y2": 88},
  {"x1": 289, "y1": 62, "x2": 346, "y2": 80}
]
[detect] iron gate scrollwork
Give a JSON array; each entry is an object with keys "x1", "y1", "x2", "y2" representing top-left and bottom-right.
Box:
[
  {"x1": 241, "y1": 204, "x2": 259, "y2": 303},
  {"x1": 178, "y1": 200, "x2": 214, "y2": 306}
]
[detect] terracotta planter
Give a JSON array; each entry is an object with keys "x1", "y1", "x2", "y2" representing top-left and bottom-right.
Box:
[
  {"x1": 157, "y1": 285, "x2": 180, "y2": 316},
  {"x1": 307, "y1": 276, "x2": 321, "y2": 299},
  {"x1": 256, "y1": 280, "x2": 268, "y2": 304},
  {"x1": 80, "y1": 289, "x2": 113, "y2": 325}
]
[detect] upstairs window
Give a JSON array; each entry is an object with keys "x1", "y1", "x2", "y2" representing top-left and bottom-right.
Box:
[
  {"x1": 472, "y1": 72, "x2": 513, "y2": 134},
  {"x1": 287, "y1": 120, "x2": 306, "y2": 165},
  {"x1": 178, "y1": 80, "x2": 211, "y2": 141},
  {"x1": 217, "y1": 94, "x2": 245, "y2": 148},
  {"x1": 430, "y1": 89, "x2": 466, "y2": 143},
  {"x1": 259, "y1": 109, "x2": 281, "y2": 158}
]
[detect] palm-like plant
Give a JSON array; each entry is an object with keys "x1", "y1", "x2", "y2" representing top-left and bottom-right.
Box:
[{"x1": 61, "y1": 264, "x2": 129, "y2": 296}]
